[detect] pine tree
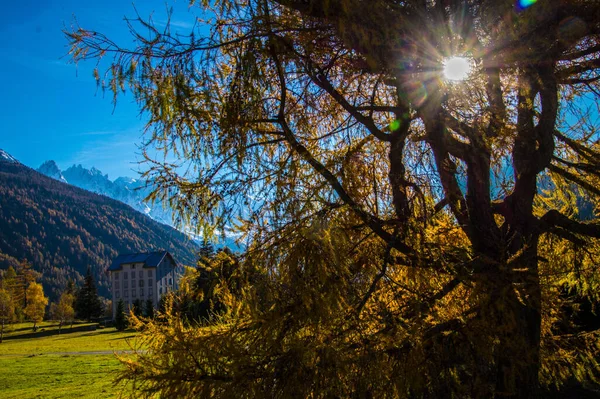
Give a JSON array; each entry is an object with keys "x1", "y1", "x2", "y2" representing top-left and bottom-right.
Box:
[
  {"x1": 145, "y1": 299, "x2": 154, "y2": 319},
  {"x1": 74, "y1": 267, "x2": 104, "y2": 321},
  {"x1": 65, "y1": 279, "x2": 76, "y2": 296},
  {"x1": 198, "y1": 238, "x2": 215, "y2": 268},
  {"x1": 114, "y1": 299, "x2": 127, "y2": 331},
  {"x1": 132, "y1": 299, "x2": 143, "y2": 317}
]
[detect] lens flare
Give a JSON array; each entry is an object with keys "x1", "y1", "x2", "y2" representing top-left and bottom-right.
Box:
[
  {"x1": 516, "y1": 0, "x2": 537, "y2": 11},
  {"x1": 442, "y1": 57, "x2": 472, "y2": 81},
  {"x1": 390, "y1": 120, "x2": 401, "y2": 132}
]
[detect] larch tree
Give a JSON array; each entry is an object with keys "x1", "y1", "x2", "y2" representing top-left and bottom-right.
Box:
[
  {"x1": 2, "y1": 262, "x2": 38, "y2": 321},
  {"x1": 0, "y1": 288, "x2": 15, "y2": 343},
  {"x1": 24, "y1": 282, "x2": 47, "y2": 331},
  {"x1": 50, "y1": 292, "x2": 75, "y2": 334},
  {"x1": 67, "y1": 0, "x2": 600, "y2": 397}
]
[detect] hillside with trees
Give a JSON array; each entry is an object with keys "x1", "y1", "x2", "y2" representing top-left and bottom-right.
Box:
[{"x1": 0, "y1": 157, "x2": 198, "y2": 300}]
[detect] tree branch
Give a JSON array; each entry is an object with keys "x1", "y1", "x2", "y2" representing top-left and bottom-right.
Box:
[
  {"x1": 267, "y1": 24, "x2": 415, "y2": 257},
  {"x1": 548, "y1": 163, "x2": 600, "y2": 197},
  {"x1": 540, "y1": 209, "x2": 600, "y2": 239},
  {"x1": 305, "y1": 64, "x2": 392, "y2": 142}
]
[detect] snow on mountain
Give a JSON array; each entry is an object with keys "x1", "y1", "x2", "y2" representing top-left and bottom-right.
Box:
[
  {"x1": 34, "y1": 159, "x2": 242, "y2": 249},
  {"x1": 35, "y1": 160, "x2": 206, "y2": 242},
  {"x1": 0, "y1": 149, "x2": 19, "y2": 164},
  {"x1": 37, "y1": 160, "x2": 68, "y2": 184}
]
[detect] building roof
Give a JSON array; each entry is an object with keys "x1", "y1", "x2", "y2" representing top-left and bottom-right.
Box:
[{"x1": 108, "y1": 251, "x2": 177, "y2": 271}]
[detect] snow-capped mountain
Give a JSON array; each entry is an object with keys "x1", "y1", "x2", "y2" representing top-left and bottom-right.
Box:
[
  {"x1": 37, "y1": 160, "x2": 68, "y2": 184},
  {"x1": 0, "y1": 149, "x2": 19, "y2": 164},
  {"x1": 37, "y1": 162, "x2": 175, "y2": 227},
  {"x1": 38, "y1": 161, "x2": 242, "y2": 249}
]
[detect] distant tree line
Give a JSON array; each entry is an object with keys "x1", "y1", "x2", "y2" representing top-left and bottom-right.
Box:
[{"x1": 0, "y1": 261, "x2": 107, "y2": 338}]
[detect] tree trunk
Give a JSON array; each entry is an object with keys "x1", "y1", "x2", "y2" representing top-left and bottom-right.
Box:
[
  {"x1": 1, "y1": 319, "x2": 4, "y2": 343},
  {"x1": 492, "y1": 243, "x2": 542, "y2": 398}
]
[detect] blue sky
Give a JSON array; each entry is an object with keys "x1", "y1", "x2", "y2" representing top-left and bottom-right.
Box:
[{"x1": 0, "y1": 0, "x2": 199, "y2": 179}]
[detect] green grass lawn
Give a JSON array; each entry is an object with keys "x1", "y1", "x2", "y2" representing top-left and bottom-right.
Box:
[{"x1": 0, "y1": 322, "x2": 138, "y2": 398}]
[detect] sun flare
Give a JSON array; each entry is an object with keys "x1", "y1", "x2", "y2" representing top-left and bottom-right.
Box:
[{"x1": 442, "y1": 57, "x2": 472, "y2": 81}]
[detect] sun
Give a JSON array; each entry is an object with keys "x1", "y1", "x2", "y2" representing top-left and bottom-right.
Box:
[{"x1": 442, "y1": 57, "x2": 472, "y2": 81}]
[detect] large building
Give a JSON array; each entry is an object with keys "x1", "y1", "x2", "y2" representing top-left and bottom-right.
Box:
[{"x1": 108, "y1": 251, "x2": 183, "y2": 318}]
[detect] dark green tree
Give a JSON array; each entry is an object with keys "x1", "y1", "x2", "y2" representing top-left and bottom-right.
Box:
[
  {"x1": 74, "y1": 267, "x2": 104, "y2": 321},
  {"x1": 198, "y1": 238, "x2": 215, "y2": 260},
  {"x1": 132, "y1": 299, "x2": 144, "y2": 317},
  {"x1": 65, "y1": 279, "x2": 76, "y2": 296},
  {"x1": 114, "y1": 299, "x2": 127, "y2": 331},
  {"x1": 144, "y1": 299, "x2": 154, "y2": 319},
  {"x1": 0, "y1": 288, "x2": 14, "y2": 343}
]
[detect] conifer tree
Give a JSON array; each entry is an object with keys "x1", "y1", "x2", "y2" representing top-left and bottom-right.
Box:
[
  {"x1": 74, "y1": 267, "x2": 104, "y2": 321},
  {"x1": 114, "y1": 299, "x2": 127, "y2": 331},
  {"x1": 132, "y1": 299, "x2": 143, "y2": 317},
  {"x1": 68, "y1": 0, "x2": 600, "y2": 397},
  {"x1": 3, "y1": 265, "x2": 24, "y2": 319},
  {"x1": 65, "y1": 279, "x2": 76, "y2": 296},
  {"x1": 144, "y1": 299, "x2": 154, "y2": 319},
  {"x1": 0, "y1": 288, "x2": 14, "y2": 343},
  {"x1": 198, "y1": 238, "x2": 215, "y2": 269}
]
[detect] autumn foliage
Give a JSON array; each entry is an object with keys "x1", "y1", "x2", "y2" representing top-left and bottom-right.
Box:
[{"x1": 68, "y1": 0, "x2": 600, "y2": 397}]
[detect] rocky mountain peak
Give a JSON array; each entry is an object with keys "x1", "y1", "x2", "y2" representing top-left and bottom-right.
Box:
[
  {"x1": 37, "y1": 160, "x2": 68, "y2": 184},
  {"x1": 0, "y1": 149, "x2": 20, "y2": 164}
]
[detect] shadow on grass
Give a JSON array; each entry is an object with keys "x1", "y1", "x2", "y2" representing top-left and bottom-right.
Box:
[
  {"x1": 108, "y1": 334, "x2": 137, "y2": 341},
  {"x1": 8, "y1": 322, "x2": 62, "y2": 334},
  {"x1": 72, "y1": 329, "x2": 135, "y2": 339},
  {"x1": 2, "y1": 324, "x2": 102, "y2": 341}
]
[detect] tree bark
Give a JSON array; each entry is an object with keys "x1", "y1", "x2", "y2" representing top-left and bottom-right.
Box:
[{"x1": 487, "y1": 234, "x2": 542, "y2": 398}]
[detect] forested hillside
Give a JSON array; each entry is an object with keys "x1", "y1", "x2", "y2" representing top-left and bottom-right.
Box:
[{"x1": 0, "y1": 158, "x2": 198, "y2": 299}]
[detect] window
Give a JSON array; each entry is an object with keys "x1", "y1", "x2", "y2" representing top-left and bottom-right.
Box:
[
  {"x1": 139, "y1": 280, "x2": 144, "y2": 287},
  {"x1": 115, "y1": 291, "x2": 120, "y2": 299},
  {"x1": 124, "y1": 271, "x2": 128, "y2": 279},
  {"x1": 132, "y1": 289, "x2": 136, "y2": 298},
  {"x1": 140, "y1": 288, "x2": 144, "y2": 297},
  {"x1": 168, "y1": 278, "x2": 173, "y2": 285},
  {"x1": 147, "y1": 269, "x2": 153, "y2": 277},
  {"x1": 124, "y1": 290, "x2": 129, "y2": 298},
  {"x1": 148, "y1": 279, "x2": 153, "y2": 286},
  {"x1": 132, "y1": 264, "x2": 136, "y2": 269},
  {"x1": 114, "y1": 271, "x2": 119, "y2": 279},
  {"x1": 115, "y1": 281, "x2": 120, "y2": 290},
  {"x1": 159, "y1": 288, "x2": 162, "y2": 295},
  {"x1": 139, "y1": 271, "x2": 143, "y2": 278},
  {"x1": 124, "y1": 281, "x2": 128, "y2": 289},
  {"x1": 149, "y1": 288, "x2": 153, "y2": 296}
]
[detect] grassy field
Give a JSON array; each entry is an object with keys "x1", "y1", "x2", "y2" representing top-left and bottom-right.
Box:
[{"x1": 0, "y1": 322, "x2": 138, "y2": 398}]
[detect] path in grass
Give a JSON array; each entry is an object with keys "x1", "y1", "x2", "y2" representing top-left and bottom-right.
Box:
[{"x1": 0, "y1": 322, "x2": 138, "y2": 398}]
